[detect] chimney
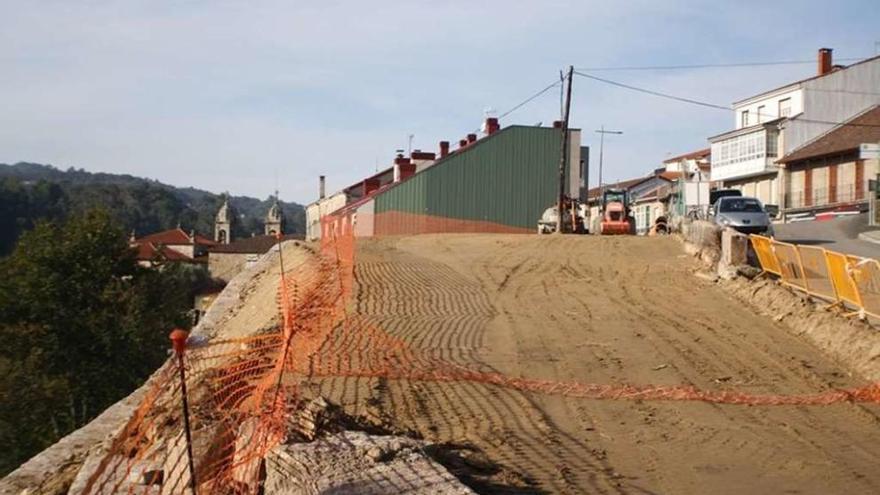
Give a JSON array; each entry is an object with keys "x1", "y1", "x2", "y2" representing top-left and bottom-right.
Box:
[
  {"x1": 394, "y1": 162, "x2": 416, "y2": 182},
  {"x1": 392, "y1": 156, "x2": 412, "y2": 183},
  {"x1": 410, "y1": 151, "x2": 436, "y2": 161},
  {"x1": 363, "y1": 177, "x2": 380, "y2": 195},
  {"x1": 459, "y1": 138, "x2": 468, "y2": 149},
  {"x1": 467, "y1": 133, "x2": 477, "y2": 144},
  {"x1": 818, "y1": 48, "x2": 833, "y2": 76},
  {"x1": 485, "y1": 117, "x2": 500, "y2": 135},
  {"x1": 439, "y1": 140, "x2": 450, "y2": 158},
  {"x1": 319, "y1": 175, "x2": 326, "y2": 199},
  {"x1": 552, "y1": 120, "x2": 563, "y2": 129}
]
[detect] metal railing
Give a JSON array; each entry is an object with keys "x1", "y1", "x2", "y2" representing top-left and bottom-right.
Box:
[{"x1": 784, "y1": 184, "x2": 861, "y2": 209}]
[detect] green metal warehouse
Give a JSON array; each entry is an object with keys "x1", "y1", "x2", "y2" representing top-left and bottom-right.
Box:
[{"x1": 324, "y1": 121, "x2": 583, "y2": 237}]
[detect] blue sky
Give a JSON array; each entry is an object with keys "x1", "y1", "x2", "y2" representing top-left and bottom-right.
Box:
[{"x1": 1, "y1": 1, "x2": 877, "y2": 203}]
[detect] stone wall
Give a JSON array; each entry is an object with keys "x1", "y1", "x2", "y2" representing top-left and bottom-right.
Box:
[{"x1": 208, "y1": 252, "x2": 250, "y2": 282}]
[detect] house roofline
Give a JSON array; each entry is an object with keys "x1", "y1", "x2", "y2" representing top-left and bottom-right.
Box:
[
  {"x1": 708, "y1": 117, "x2": 787, "y2": 142},
  {"x1": 662, "y1": 148, "x2": 710, "y2": 164},
  {"x1": 731, "y1": 53, "x2": 880, "y2": 107}
]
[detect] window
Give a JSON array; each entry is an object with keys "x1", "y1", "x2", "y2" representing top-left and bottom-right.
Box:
[
  {"x1": 757, "y1": 105, "x2": 766, "y2": 123},
  {"x1": 712, "y1": 129, "x2": 768, "y2": 168},
  {"x1": 741, "y1": 110, "x2": 750, "y2": 127},
  {"x1": 719, "y1": 198, "x2": 764, "y2": 213},
  {"x1": 766, "y1": 131, "x2": 778, "y2": 157},
  {"x1": 778, "y1": 98, "x2": 791, "y2": 117}
]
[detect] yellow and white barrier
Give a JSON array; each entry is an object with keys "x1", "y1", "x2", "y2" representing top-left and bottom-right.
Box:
[{"x1": 750, "y1": 235, "x2": 880, "y2": 318}]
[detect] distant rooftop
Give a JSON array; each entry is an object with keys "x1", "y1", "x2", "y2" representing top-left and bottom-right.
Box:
[
  {"x1": 778, "y1": 105, "x2": 880, "y2": 164},
  {"x1": 136, "y1": 227, "x2": 216, "y2": 246}
]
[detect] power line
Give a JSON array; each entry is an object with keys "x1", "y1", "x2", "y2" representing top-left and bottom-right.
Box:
[
  {"x1": 573, "y1": 70, "x2": 730, "y2": 111},
  {"x1": 465, "y1": 78, "x2": 561, "y2": 136},
  {"x1": 573, "y1": 70, "x2": 880, "y2": 128},
  {"x1": 498, "y1": 79, "x2": 562, "y2": 119},
  {"x1": 574, "y1": 57, "x2": 870, "y2": 72}
]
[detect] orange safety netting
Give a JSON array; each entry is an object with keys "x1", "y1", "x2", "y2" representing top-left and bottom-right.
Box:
[{"x1": 82, "y1": 216, "x2": 880, "y2": 494}]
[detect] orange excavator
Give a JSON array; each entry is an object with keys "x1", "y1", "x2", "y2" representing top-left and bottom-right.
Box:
[{"x1": 599, "y1": 188, "x2": 635, "y2": 235}]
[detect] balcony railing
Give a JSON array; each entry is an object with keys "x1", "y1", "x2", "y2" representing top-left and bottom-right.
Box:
[{"x1": 784, "y1": 183, "x2": 865, "y2": 209}]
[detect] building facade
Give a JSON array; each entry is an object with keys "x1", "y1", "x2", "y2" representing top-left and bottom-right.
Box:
[
  {"x1": 776, "y1": 105, "x2": 880, "y2": 216},
  {"x1": 208, "y1": 234, "x2": 301, "y2": 282},
  {"x1": 709, "y1": 49, "x2": 880, "y2": 210},
  {"x1": 663, "y1": 148, "x2": 710, "y2": 181}
]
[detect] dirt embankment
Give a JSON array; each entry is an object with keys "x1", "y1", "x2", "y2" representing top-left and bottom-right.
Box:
[
  {"x1": 313, "y1": 234, "x2": 880, "y2": 495},
  {"x1": 8, "y1": 233, "x2": 880, "y2": 495},
  {"x1": 725, "y1": 276, "x2": 880, "y2": 382},
  {"x1": 0, "y1": 241, "x2": 312, "y2": 495}
]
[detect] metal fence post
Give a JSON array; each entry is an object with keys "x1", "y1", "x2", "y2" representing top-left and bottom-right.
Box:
[{"x1": 170, "y1": 329, "x2": 198, "y2": 495}]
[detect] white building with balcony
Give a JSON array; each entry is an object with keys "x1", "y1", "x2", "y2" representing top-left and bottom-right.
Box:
[{"x1": 708, "y1": 48, "x2": 880, "y2": 211}]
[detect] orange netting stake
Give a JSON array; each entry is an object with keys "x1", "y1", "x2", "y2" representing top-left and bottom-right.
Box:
[{"x1": 169, "y1": 328, "x2": 198, "y2": 495}]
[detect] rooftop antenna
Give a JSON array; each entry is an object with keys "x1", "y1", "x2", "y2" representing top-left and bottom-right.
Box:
[{"x1": 407, "y1": 134, "x2": 415, "y2": 155}]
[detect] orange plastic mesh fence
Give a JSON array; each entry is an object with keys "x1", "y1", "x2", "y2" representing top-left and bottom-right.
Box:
[
  {"x1": 83, "y1": 218, "x2": 880, "y2": 494},
  {"x1": 750, "y1": 235, "x2": 781, "y2": 275}
]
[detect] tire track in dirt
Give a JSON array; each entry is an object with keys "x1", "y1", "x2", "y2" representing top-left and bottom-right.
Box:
[
  {"x1": 615, "y1": 277, "x2": 879, "y2": 492},
  {"x1": 342, "y1": 236, "x2": 626, "y2": 494},
  {"x1": 315, "y1": 234, "x2": 880, "y2": 494}
]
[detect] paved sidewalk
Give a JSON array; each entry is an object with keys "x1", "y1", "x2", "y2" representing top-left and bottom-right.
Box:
[{"x1": 858, "y1": 230, "x2": 880, "y2": 245}]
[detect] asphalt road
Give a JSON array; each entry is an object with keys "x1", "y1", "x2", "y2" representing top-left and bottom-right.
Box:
[{"x1": 773, "y1": 213, "x2": 880, "y2": 259}]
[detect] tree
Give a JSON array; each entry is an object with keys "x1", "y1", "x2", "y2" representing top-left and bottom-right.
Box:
[{"x1": 0, "y1": 209, "x2": 194, "y2": 475}]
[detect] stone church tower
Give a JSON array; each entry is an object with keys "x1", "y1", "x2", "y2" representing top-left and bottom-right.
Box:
[
  {"x1": 264, "y1": 195, "x2": 283, "y2": 236},
  {"x1": 215, "y1": 195, "x2": 232, "y2": 244}
]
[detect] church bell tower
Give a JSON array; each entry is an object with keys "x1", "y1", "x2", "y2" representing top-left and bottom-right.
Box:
[
  {"x1": 265, "y1": 193, "x2": 283, "y2": 236},
  {"x1": 215, "y1": 195, "x2": 232, "y2": 244}
]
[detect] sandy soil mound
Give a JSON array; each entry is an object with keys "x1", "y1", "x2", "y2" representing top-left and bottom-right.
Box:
[
  {"x1": 311, "y1": 233, "x2": 880, "y2": 494},
  {"x1": 725, "y1": 276, "x2": 880, "y2": 381},
  {"x1": 9, "y1": 233, "x2": 880, "y2": 495}
]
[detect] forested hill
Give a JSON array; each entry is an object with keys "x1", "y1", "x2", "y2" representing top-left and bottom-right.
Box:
[{"x1": 0, "y1": 162, "x2": 305, "y2": 255}]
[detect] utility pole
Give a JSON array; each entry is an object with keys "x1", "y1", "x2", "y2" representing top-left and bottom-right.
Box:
[
  {"x1": 556, "y1": 65, "x2": 574, "y2": 234},
  {"x1": 595, "y1": 126, "x2": 623, "y2": 210}
]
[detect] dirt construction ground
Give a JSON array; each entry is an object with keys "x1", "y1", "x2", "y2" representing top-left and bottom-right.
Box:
[{"x1": 311, "y1": 234, "x2": 880, "y2": 494}]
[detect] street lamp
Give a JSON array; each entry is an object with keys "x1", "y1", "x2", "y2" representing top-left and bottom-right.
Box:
[{"x1": 595, "y1": 126, "x2": 623, "y2": 203}]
